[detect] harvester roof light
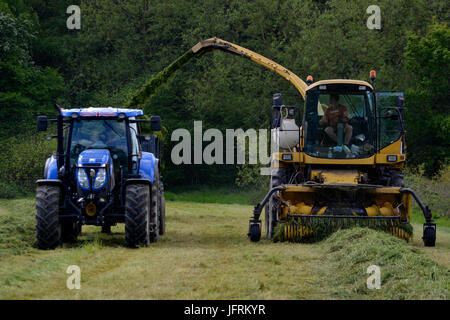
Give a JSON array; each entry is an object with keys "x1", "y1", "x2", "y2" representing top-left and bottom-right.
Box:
[
  {"x1": 71, "y1": 113, "x2": 78, "y2": 119},
  {"x1": 319, "y1": 85, "x2": 327, "y2": 90},
  {"x1": 370, "y1": 70, "x2": 376, "y2": 81},
  {"x1": 387, "y1": 155, "x2": 397, "y2": 162},
  {"x1": 118, "y1": 113, "x2": 126, "y2": 119},
  {"x1": 282, "y1": 153, "x2": 293, "y2": 161},
  {"x1": 306, "y1": 75, "x2": 314, "y2": 85}
]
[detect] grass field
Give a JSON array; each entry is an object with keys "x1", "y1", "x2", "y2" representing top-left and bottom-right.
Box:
[{"x1": 0, "y1": 196, "x2": 448, "y2": 300}]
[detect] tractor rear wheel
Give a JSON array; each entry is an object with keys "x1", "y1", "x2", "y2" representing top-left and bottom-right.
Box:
[
  {"x1": 125, "y1": 184, "x2": 150, "y2": 248},
  {"x1": 36, "y1": 185, "x2": 61, "y2": 250},
  {"x1": 150, "y1": 166, "x2": 160, "y2": 242},
  {"x1": 159, "y1": 183, "x2": 166, "y2": 235}
]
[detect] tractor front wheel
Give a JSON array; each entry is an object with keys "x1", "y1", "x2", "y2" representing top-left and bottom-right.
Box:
[
  {"x1": 36, "y1": 185, "x2": 61, "y2": 250},
  {"x1": 125, "y1": 184, "x2": 150, "y2": 248}
]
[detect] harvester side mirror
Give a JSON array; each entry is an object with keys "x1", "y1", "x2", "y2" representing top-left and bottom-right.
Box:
[
  {"x1": 150, "y1": 116, "x2": 161, "y2": 131},
  {"x1": 37, "y1": 116, "x2": 48, "y2": 131},
  {"x1": 396, "y1": 95, "x2": 405, "y2": 108},
  {"x1": 273, "y1": 93, "x2": 282, "y2": 108},
  {"x1": 386, "y1": 109, "x2": 399, "y2": 120},
  {"x1": 137, "y1": 135, "x2": 146, "y2": 143}
]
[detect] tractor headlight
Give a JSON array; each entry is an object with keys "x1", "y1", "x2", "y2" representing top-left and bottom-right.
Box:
[
  {"x1": 93, "y1": 168, "x2": 107, "y2": 189},
  {"x1": 77, "y1": 169, "x2": 90, "y2": 189}
]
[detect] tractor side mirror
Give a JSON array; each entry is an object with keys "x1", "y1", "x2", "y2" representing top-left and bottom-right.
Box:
[
  {"x1": 396, "y1": 95, "x2": 405, "y2": 108},
  {"x1": 150, "y1": 116, "x2": 161, "y2": 131},
  {"x1": 37, "y1": 116, "x2": 48, "y2": 131}
]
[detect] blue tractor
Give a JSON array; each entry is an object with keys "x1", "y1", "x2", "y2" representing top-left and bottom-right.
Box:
[{"x1": 36, "y1": 105, "x2": 165, "y2": 248}]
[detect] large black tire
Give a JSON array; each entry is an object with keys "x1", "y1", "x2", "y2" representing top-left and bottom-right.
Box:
[
  {"x1": 389, "y1": 170, "x2": 405, "y2": 187},
  {"x1": 36, "y1": 185, "x2": 61, "y2": 250},
  {"x1": 265, "y1": 168, "x2": 286, "y2": 240},
  {"x1": 125, "y1": 184, "x2": 150, "y2": 248},
  {"x1": 423, "y1": 225, "x2": 436, "y2": 247},
  {"x1": 159, "y1": 182, "x2": 166, "y2": 235},
  {"x1": 150, "y1": 166, "x2": 160, "y2": 242}
]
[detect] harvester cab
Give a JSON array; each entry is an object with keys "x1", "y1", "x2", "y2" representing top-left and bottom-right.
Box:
[
  {"x1": 249, "y1": 74, "x2": 436, "y2": 246},
  {"x1": 35, "y1": 105, "x2": 165, "y2": 249}
]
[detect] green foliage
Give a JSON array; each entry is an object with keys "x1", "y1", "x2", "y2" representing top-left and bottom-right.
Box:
[
  {"x1": 1, "y1": 0, "x2": 449, "y2": 188},
  {"x1": 404, "y1": 164, "x2": 450, "y2": 219},
  {"x1": 0, "y1": 131, "x2": 56, "y2": 192},
  {"x1": 404, "y1": 23, "x2": 450, "y2": 174},
  {"x1": 0, "y1": 181, "x2": 28, "y2": 199}
]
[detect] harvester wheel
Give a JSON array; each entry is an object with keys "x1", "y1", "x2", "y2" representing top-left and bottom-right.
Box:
[
  {"x1": 149, "y1": 167, "x2": 160, "y2": 242},
  {"x1": 265, "y1": 168, "x2": 286, "y2": 239},
  {"x1": 389, "y1": 170, "x2": 404, "y2": 187},
  {"x1": 249, "y1": 223, "x2": 261, "y2": 242},
  {"x1": 125, "y1": 184, "x2": 150, "y2": 248},
  {"x1": 423, "y1": 224, "x2": 436, "y2": 247},
  {"x1": 36, "y1": 185, "x2": 61, "y2": 250},
  {"x1": 265, "y1": 197, "x2": 277, "y2": 240}
]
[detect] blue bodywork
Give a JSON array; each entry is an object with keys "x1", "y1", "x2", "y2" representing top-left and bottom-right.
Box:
[
  {"x1": 76, "y1": 149, "x2": 114, "y2": 191},
  {"x1": 139, "y1": 152, "x2": 157, "y2": 183},
  {"x1": 44, "y1": 155, "x2": 58, "y2": 179},
  {"x1": 61, "y1": 107, "x2": 143, "y2": 118}
]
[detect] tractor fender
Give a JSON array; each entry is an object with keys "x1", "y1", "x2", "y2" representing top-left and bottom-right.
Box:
[
  {"x1": 44, "y1": 155, "x2": 58, "y2": 179},
  {"x1": 36, "y1": 179, "x2": 63, "y2": 186},
  {"x1": 139, "y1": 151, "x2": 158, "y2": 184}
]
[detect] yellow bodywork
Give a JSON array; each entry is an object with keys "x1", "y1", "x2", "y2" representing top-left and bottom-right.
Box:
[
  {"x1": 189, "y1": 37, "x2": 414, "y2": 243},
  {"x1": 277, "y1": 185, "x2": 411, "y2": 223}
]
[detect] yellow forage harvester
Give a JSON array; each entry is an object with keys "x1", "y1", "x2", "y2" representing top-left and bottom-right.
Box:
[
  {"x1": 184, "y1": 39, "x2": 439, "y2": 246},
  {"x1": 124, "y1": 37, "x2": 436, "y2": 246}
]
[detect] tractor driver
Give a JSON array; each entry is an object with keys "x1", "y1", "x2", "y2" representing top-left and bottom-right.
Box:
[
  {"x1": 319, "y1": 94, "x2": 353, "y2": 145},
  {"x1": 98, "y1": 123, "x2": 126, "y2": 152}
]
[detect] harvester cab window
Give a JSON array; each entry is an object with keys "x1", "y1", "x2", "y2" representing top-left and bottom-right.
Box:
[
  {"x1": 376, "y1": 91, "x2": 405, "y2": 150},
  {"x1": 304, "y1": 89, "x2": 375, "y2": 159}
]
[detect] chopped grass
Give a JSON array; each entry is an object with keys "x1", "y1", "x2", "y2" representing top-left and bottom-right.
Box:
[
  {"x1": 0, "y1": 197, "x2": 448, "y2": 299},
  {"x1": 318, "y1": 227, "x2": 449, "y2": 299}
]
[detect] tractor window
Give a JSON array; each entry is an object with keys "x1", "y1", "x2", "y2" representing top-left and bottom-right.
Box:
[
  {"x1": 304, "y1": 90, "x2": 376, "y2": 159},
  {"x1": 69, "y1": 119, "x2": 128, "y2": 168}
]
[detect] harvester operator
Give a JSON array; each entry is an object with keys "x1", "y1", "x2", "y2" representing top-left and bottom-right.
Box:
[{"x1": 319, "y1": 94, "x2": 353, "y2": 145}]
